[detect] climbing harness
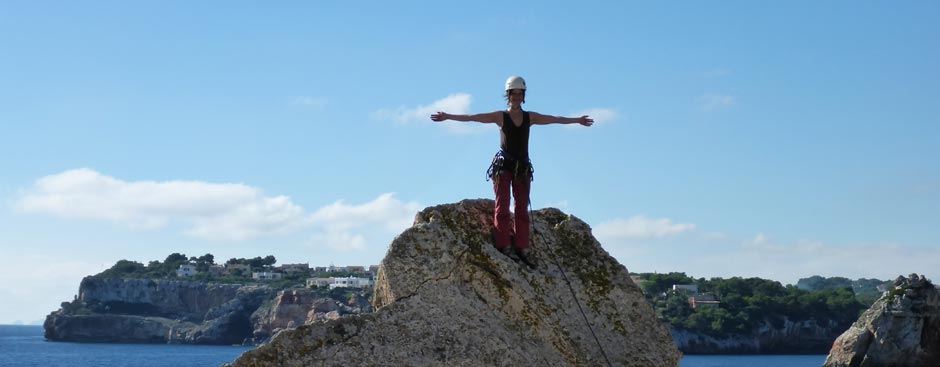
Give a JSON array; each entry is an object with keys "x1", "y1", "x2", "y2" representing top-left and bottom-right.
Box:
[
  {"x1": 486, "y1": 150, "x2": 534, "y2": 183},
  {"x1": 528, "y1": 199, "x2": 614, "y2": 367}
]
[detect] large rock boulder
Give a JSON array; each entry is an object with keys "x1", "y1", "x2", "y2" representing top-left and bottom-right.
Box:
[
  {"x1": 823, "y1": 273, "x2": 940, "y2": 367},
  {"x1": 226, "y1": 199, "x2": 681, "y2": 367}
]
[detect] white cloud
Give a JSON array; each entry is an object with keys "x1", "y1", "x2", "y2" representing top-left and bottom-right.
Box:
[
  {"x1": 306, "y1": 193, "x2": 422, "y2": 252},
  {"x1": 568, "y1": 108, "x2": 618, "y2": 127},
  {"x1": 15, "y1": 168, "x2": 309, "y2": 241},
  {"x1": 374, "y1": 93, "x2": 472, "y2": 123},
  {"x1": 373, "y1": 93, "x2": 488, "y2": 135},
  {"x1": 15, "y1": 169, "x2": 426, "y2": 249},
  {"x1": 749, "y1": 233, "x2": 769, "y2": 246},
  {"x1": 594, "y1": 215, "x2": 696, "y2": 240},
  {"x1": 309, "y1": 193, "x2": 421, "y2": 232},
  {"x1": 697, "y1": 94, "x2": 736, "y2": 111},
  {"x1": 309, "y1": 231, "x2": 367, "y2": 252}
]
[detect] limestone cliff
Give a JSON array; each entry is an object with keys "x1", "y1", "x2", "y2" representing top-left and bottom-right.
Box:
[
  {"x1": 823, "y1": 273, "x2": 940, "y2": 367},
  {"x1": 671, "y1": 317, "x2": 844, "y2": 354},
  {"x1": 44, "y1": 278, "x2": 275, "y2": 344},
  {"x1": 226, "y1": 199, "x2": 681, "y2": 367}
]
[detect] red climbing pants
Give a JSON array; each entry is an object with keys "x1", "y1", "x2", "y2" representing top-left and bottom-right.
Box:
[{"x1": 493, "y1": 171, "x2": 530, "y2": 250}]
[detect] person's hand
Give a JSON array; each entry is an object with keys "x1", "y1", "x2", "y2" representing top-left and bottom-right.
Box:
[
  {"x1": 579, "y1": 115, "x2": 594, "y2": 126},
  {"x1": 430, "y1": 112, "x2": 448, "y2": 122}
]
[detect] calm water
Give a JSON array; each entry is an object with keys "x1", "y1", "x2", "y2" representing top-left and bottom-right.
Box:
[
  {"x1": 681, "y1": 355, "x2": 826, "y2": 367},
  {"x1": 2, "y1": 325, "x2": 826, "y2": 367},
  {"x1": 0, "y1": 325, "x2": 252, "y2": 367}
]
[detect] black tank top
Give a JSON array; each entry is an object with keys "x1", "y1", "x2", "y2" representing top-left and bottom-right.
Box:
[{"x1": 500, "y1": 111, "x2": 530, "y2": 160}]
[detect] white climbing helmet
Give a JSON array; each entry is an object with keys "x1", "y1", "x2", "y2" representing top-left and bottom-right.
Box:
[{"x1": 505, "y1": 76, "x2": 526, "y2": 91}]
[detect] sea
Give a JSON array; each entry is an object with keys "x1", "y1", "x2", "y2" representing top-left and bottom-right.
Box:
[{"x1": 1, "y1": 325, "x2": 828, "y2": 367}]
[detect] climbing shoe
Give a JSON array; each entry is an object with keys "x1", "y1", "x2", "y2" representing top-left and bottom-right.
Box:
[
  {"x1": 497, "y1": 246, "x2": 519, "y2": 261},
  {"x1": 517, "y1": 248, "x2": 538, "y2": 269}
]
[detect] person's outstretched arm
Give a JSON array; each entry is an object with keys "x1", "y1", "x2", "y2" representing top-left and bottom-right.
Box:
[
  {"x1": 430, "y1": 111, "x2": 503, "y2": 125},
  {"x1": 530, "y1": 112, "x2": 594, "y2": 126}
]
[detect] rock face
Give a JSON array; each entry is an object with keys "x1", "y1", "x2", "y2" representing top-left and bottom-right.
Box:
[
  {"x1": 823, "y1": 273, "x2": 940, "y2": 367},
  {"x1": 226, "y1": 199, "x2": 681, "y2": 367},
  {"x1": 247, "y1": 289, "x2": 372, "y2": 344},
  {"x1": 44, "y1": 278, "x2": 275, "y2": 344},
  {"x1": 672, "y1": 317, "x2": 844, "y2": 354}
]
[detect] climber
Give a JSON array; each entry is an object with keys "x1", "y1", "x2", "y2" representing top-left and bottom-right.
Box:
[{"x1": 430, "y1": 76, "x2": 593, "y2": 268}]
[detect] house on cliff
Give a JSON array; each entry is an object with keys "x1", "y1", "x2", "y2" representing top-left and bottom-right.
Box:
[
  {"x1": 252, "y1": 271, "x2": 283, "y2": 281},
  {"x1": 177, "y1": 264, "x2": 196, "y2": 277}
]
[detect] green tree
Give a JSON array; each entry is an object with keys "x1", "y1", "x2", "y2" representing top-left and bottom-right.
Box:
[
  {"x1": 637, "y1": 272, "x2": 695, "y2": 296},
  {"x1": 97, "y1": 260, "x2": 146, "y2": 278}
]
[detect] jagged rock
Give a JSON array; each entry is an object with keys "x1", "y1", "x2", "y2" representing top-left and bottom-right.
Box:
[
  {"x1": 226, "y1": 199, "x2": 681, "y2": 367},
  {"x1": 823, "y1": 273, "x2": 940, "y2": 367},
  {"x1": 250, "y1": 290, "x2": 318, "y2": 343},
  {"x1": 247, "y1": 288, "x2": 375, "y2": 344}
]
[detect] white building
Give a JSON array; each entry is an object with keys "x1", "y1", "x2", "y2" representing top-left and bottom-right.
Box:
[
  {"x1": 252, "y1": 271, "x2": 283, "y2": 281},
  {"x1": 329, "y1": 276, "x2": 373, "y2": 290},
  {"x1": 307, "y1": 277, "x2": 334, "y2": 288},
  {"x1": 672, "y1": 284, "x2": 699, "y2": 294},
  {"x1": 177, "y1": 264, "x2": 197, "y2": 277}
]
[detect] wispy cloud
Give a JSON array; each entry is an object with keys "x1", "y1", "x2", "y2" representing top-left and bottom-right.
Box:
[
  {"x1": 15, "y1": 169, "x2": 422, "y2": 244},
  {"x1": 306, "y1": 193, "x2": 422, "y2": 252},
  {"x1": 569, "y1": 108, "x2": 618, "y2": 126},
  {"x1": 291, "y1": 96, "x2": 328, "y2": 107},
  {"x1": 373, "y1": 93, "x2": 488, "y2": 134},
  {"x1": 16, "y1": 168, "x2": 307, "y2": 240},
  {"x1": 594, "y1": 215, "x2": 696, "y2": 240},
  {"x1": 697, "y1": 94, "x2": 736, "y2": 111}
]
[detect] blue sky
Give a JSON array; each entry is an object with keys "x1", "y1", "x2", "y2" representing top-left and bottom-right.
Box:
[{"x1": 1, "y1": 1, "x2": 938, "y2": 324}]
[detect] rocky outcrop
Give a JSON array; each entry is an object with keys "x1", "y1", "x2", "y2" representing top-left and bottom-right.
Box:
[
  {"x1": 823, "y1": 273, "x2": 940, "y2": 367},
  {"x1": 226, "y1": 199, "x2": 681, "y2": 367},
  {"x1": 44, "y1": 279, "x2": 275, "y2": 344},
  {"x1": 247, "y1": 289, "x2": 371, "y2": 344}
]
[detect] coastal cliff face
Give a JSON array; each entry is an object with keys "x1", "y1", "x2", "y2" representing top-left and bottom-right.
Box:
[
  {"x1": 45, "y1": 278, "x2": 373, "y2": 345},
  {"x1": 44, "y1": 279, "x2": 275, "y2": 344},
  {"x1": 672, "y1": 317, "x2": 844, "y2": 354},
  {"x1": 823, "y1": 274, "x2": 940, "y2": 367},
  {"x1": 226, "y1": 199, "x2": 681, "y2": 367}
]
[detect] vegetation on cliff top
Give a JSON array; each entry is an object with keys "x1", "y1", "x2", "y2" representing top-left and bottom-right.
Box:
[
  {"x1": 91, "y1": 253, "x2": 310, "y2": 289},
  {"x1": 634, "y1": 272, "x2": 888, "y2": 338}
]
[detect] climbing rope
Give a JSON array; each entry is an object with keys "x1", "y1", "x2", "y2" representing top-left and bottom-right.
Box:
[{"x1": 528, "y1": 198, "x2": 614, "y2": 367}]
